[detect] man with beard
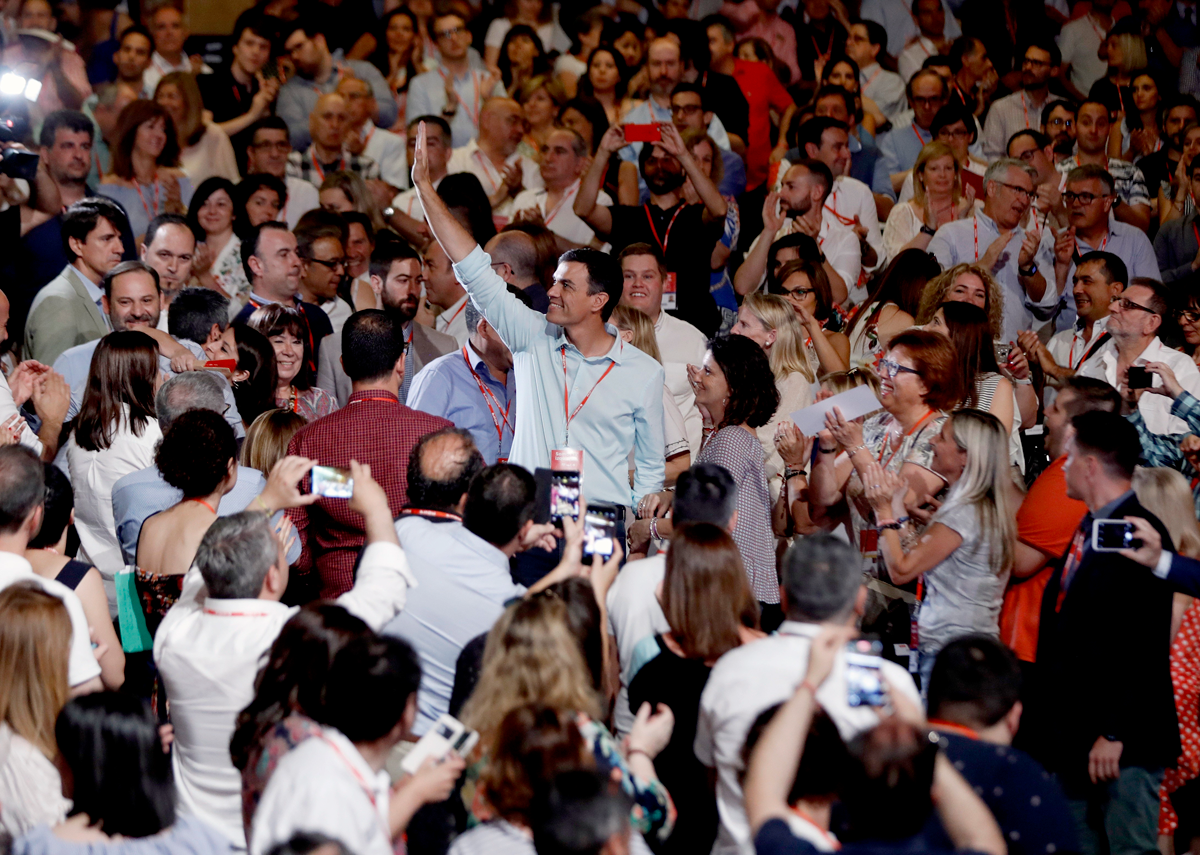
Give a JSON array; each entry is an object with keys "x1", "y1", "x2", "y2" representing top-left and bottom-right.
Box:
[
  {"x1": 982, "y1": 42, "x2": 1061, "y2": 161},
  {"x1": 276, "y1": 22, "x2": 395, "y2": 151},
  {"x1": 1137, "y1": 97, "x2": 1198, "y2": 203},
  {"x1": 928, "y1": 158, "x2": 1058, "y2": 342},
  {"x1": 1042, "y1": 100, "x2": 1078, "y2": 165},
  {"x1": 112, "y1": 25, "x2": 153, "y2": 97},
  {"x1": 575, "y1": 122, "x2": 726, "y2": 337},
  {"x1": 317, "y1": 235, "x2": 456, "y2": 406}
]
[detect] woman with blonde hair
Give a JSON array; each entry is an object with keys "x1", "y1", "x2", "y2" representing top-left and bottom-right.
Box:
[
  {"x1": 460, "y1": 594, "x2": 676, "y2": 842},
  {"x1": 242, "y1": 409, "x2": 307, "y2": 476},
  {"x1": 517, "y1": 74, "x2": 567, "y2": 161},
  {"x1": 154, "y1": 71, "x2": 240, "y2": 186},
  {"x1": 0, "y1": 584, "x2": 73, "y2": 840},
  {"x1": 732, "y1": 293, "x2": 815, "y2": 498},
  {"x1": 882, "y1": 142, "x2": 974, "y2": 261},
  {"x1": 1132, "y1": 467, "x2": 1200, "y2": 847},
  {"x1": 319, "y1": 171, "x2": 386, "y2": 232},
  {"x1": 917, "y1": 263, "x2": 1005, "y2": 341},
  {"x1": 611, "y1": 304, "x2": 691, "y2": 486},
  {"x1": 863, "y1": 409, "x2": 1015, "y2": 686}
]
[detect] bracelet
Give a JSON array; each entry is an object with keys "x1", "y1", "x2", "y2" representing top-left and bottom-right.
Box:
[
  {"x1": 627, "y1": 746, "x2": 653, "y2": 761},
  {"x1": 253, "y1": 495, "x2": 272, "y2": 514},
  {"x1": 798, "y1": 679, "x2": 820, "y2": 696},
  {"x1": 784, "y1": 467, "x2": 807, "y2": 479},
  {"x1": 818, "y1": 446, "x2": 838, "y2": 454},
  {"x1": 1013, "y1": 376, "x2": 1033, "y2": 385},
  {"x1": 650, "y1": 516, "x2": 662, "y2": 541},
  {"x1": 919, "y1": 224, "x2": 937, "y2": 236},
  {"x1": 848, "y1": 444, "x2": 869, "y2": 456}
]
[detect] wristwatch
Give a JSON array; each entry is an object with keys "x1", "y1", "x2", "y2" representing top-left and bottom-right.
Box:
[
  {"x1": 382, "y1": 206, "x2": 396, "y2": 220},
  {"x1": 920, "y1": 224, "x2": 937, "y2": 236},
  {"x1": 1018, "y1": 261, "x2": 1038, "y2": 277}
]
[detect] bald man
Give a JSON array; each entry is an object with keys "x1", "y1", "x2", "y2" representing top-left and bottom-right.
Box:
[
  {"x1": 337, "y1": 76, "x2": 408, "y2": 192},
  {"x1": 286, "y1": 91, "x2": 380, "y2": 189},
  {"x1": 446, "y1": 96, "x2": 543, "y2": 223}
]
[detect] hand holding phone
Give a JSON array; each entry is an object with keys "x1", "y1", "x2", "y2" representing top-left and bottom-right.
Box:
[
  {"x1": 401, "y1": 714, "x2": 479, "y2": 775},
  {"x1": 1092, "y1": 518, "x2": 1142, "y2": 552},
  {"x1": 582, "y1": 504, "x2": 619, "y2": 558},
  {"x1": 624, "y1": 123, "x2": 661, "y2": 143},
  {"x1": 311, "y1": 465, "x2": 354, "y2": 499},
  {"x1": 845, "y1": 638, "x2": 888, "y2": 707}
]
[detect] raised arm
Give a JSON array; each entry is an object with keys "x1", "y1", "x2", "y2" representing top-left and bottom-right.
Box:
[
  {"x1": 411, "y1": 121, "x2": 478, "y2": 264},
  {"x1": 733, "y1": 193, "x2": 785, "y2": 296},
  {"x1": 658, "y1": 123, "x2": 726, "y2": 222},
  {"x1": 575, "y1": 125, "x2": 626, "y2": 237}
]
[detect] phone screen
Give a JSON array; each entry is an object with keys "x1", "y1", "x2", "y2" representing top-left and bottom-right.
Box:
[
  {"x1": 549, "y1": 471, "x2": 581, "y2": 521},
  {"x1": 1093, "y1": 519, "x2": 1135, "y2": 551},
  {"x1": 582, "y1": 506, "x2": 618, "y2": 558},
  {"x1": 1127, "y1": 366, "x2": 1152, "y2": 389},
  {"x1": 845, "y1": 639, "x2": 887, "y2": 707},
  {"x1": 312, "y1": 465, "x2": 354, "y2": 499}
]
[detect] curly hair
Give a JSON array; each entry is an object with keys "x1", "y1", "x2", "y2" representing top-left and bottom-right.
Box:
[
  {"x1": 155, "y1": 409, "x2": 238, "y2": 498},
  {"x1": 918, "y1": 264, "x2": 1005, "y2": 340},
  {"x1": 709, "y1": 335, "x2": 780, "y2": 430}
]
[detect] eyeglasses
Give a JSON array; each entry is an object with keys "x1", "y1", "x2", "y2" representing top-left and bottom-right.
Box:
[
  {"x1": 434, "y1": 25, "x2": 466, "y2": 40},
  {"x1": 1022, "y1": 56, "x2": 1052, "y2": 67},
  {"x1": 309, "y1": 257, "x2": 346, "y2": 270},
  {"x1": 781, "y1": 286, "x2": 815, "y2": 300},
  {"x1": 1047, "y1": 117, "x2": 1074, "y2": 128},
  {"x1": 1118, "y1": 297, "x2": 1159, "y2": 315},
  {"x1": 937, "y1": 127, "x2": 972, "y2": 139},
  {"x1": 670, "y1": 103, "x2": 702, "y2": 116},
  {"x1": 879, "y1": 358, "x2": 921, "y2": 378},
  {"x1": 1177, "y1": 309, "x2": 1200, "y2": 323},
  {"x1": 993, "y1": 180, "x2": 1034, "y2": 201},
  {"x1": 1063, "y1": 190, "x2": 1106, "y2": 205}
]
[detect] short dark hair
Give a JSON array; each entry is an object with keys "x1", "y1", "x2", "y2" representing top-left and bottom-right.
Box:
[
  {"x1": 670, "y1": 80, "x2": 708, "y2": 111},
  {"x1": 0, "y1": 446, "x2": 45, "y2": 535},
  {"x1": 247, "y1": 115, "x2": 290, "y2": 147},
  {"x1": 742, "y1": 706, "x2": 849, "y2": 803},
  {"x1": 1070, "y1": 410, "x2": 1140, "y2": 479},
  {"x1": 1059, "y1": 376, "x2": 1122, "y2": 417},
  {"x1": 531, "y1": 769, "x2": 632, "y2": 855},
  {"x1": 1041, "y1": 98, "x2": 1077, "y2": 128},
  {"x1": 39, "y1": 109, "x2": 94, "y2": 148},
  {"x1": 1006, "y1": 128, "x2": 1050, "y2": 154},
  {"x1": 407, "y1": 114, "x2": 452, "y2": 141},
  {"x1": 241, "y1": 221, "x2": 292, "y2": 282},
  {"x1": 156, "y1": 409, "x2": 238, "y2": 499},
  {"x1": 342, "y1": 211, "x2": 375, "y2": 242},
  {"x1": 62, "y1": 197, "x2": 128, "y2": 261},
  {"x1": 264, "y1": 835, "x2": 353, "y2": 855},
  {"x1": 926, "y1": 635, "x2": 1022, "y2": 728},
  {"x1": 707, "y1": 335, "x2": 779, "y2": 430},
  {"x1": 781, "y1": 534, "x2": 862, "y2": 621},
  {"x1": 1129, "y1": 276, "x2": 1170, "y2": 317},
  {"x1": 118, "y1": 23, "x2": 152, "y2": 46},
  {"x1": 859, "y1": 18, "x2": 888, "y2": 53},
  {"x1": 1024, "y1": 38, "x2": 1061, "y2": 68},
  {"x1": 1065, "y1": 163, "x2": 1115, "y2": 195},
  {"x1": 673, "y1": 463, "x2": 737, "y2": 528},
  {"x1": 322, "y1": 635, "x2": 422, "y2": 743},
  {"x1": 464, "y1": 463, "x2": 538, "y2": 546},
  {"x1": 616, "y1": 241, "x2": 665, "y2": 273},
  {"x1": 369, "y1": 231, "x2": 421, "y2": 282},
  {"x1": 931, "y1": 103, "x2": 976, "y2": 142},
  {"x1": 231, "y1": 9, "x2": 275, "y2": 48},
  {"x1": 168, "y1": 287, "x2": 230, "y2": 344},
  {"x1": 406, "y1": 427, "x2": 485, "y2": 512},
  {"x1": 28, "y1": 463, "x2": 72, "y2": 549},
  {"x1": 144, "y1": 212, "x2": 192, "y2": 249},
  {"x1": 1076, "y1": 250, "x2": 1127, "y2": 287},
  {"x1": 56, "y1": 692, "x2": 175, "y2": 837},
  {"x1": 102, "y1": 259, "x2": 159, "y2": 301},
  {"x1": 947, "y1": 35, "x2": 984, "y2": 73},
  {"x1": 788, "y1": 158, "x2": 834, "y2": 204},
  {"x1": 342, "y1": 309, "x2": 406, "y2": 382},
  {"x1": 797, "y1": 117, "x2": 848, "y2": 154},
  {"x1": 702, "y1": 13, "x2": 735, "y2": 41},
  {"x1": 558, "y1": 248, "x2": 622, "y2": 322}
]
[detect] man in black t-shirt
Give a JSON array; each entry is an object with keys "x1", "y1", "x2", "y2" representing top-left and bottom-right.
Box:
[
  {"x1": 574, "y1": 122, "x2": 724, "y2": 337},
  {"x1": 197, "y1": 13, "x2": 279, "y2": 172}
]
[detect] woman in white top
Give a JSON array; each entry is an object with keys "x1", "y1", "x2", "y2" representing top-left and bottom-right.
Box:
[
  {"x1": 188, "y1": 178, "x2": 251, "y2": 314},
  {"x1": 844, "y1": 249, "x2": 940, "y2": 371},
  {"x1": 154, "y1": 72, "x2": 240, "y2": 186},
  {"x1": 65, "y1": 332, "x2": 163, "y2": 587},
  {"x1": 882, "y1": 141, "x2": 974, "y2": 263},
  {"x1": 0, "y1": 584, "x2": 73, "y2": 844},
  {"x1": 732, "y1": 293, "x2": 815, "y2": 500},
  {"x1": 483, "y1": 0, "x2": 555, "y2": 70}
]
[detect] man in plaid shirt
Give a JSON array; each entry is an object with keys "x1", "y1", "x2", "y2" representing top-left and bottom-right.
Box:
[
  {"x1": 287, "y1": 92, "x2": 379, "y2": 190},
  {"x1": 1127, "y1": 360, "x2": 1200, "y2": 515}
]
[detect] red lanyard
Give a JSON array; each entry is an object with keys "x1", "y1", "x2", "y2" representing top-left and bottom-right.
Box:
[
  {"x1": 440, "y1": 68, "x2": 483, "y2": 128},
  {"x1": 1192, "y1": 222, "x2": 1199, "y2": 252},
  {"x1": 972, "y1": 214, "x2": 979, "y2": 260},
  {"x1": 398, "y1": 507, "x2": 463, "y2": 522},
  {"x1": 310, "y1": 150, "x2": 343, "y2": 183},
  {"x1": 643, "y1": 204, "x2": 684, "y2": 255},
  {"x1": 188, "y1": 498, "x2": 217, "y2": 514},
  {"x1": 463, "y1": 346, "x2": 513, "y2": 445},
  {"x1": 443, "y1": 299, "x2": 467, "y2": 329},
  {"x1": 350, "y1": 396, "x2": 399, "y2": 404},
  {"x1": 787, "y1": 807, "x2": 841, "y2": 850},
  {"x1": 543, "y1": 184, "x2": 577, "y2": 226},
  {"x1": 561, "y1": 346, "x2": 616, "y2": 442},
  {"x1": 810, "y1": 29, "x2": 834, "y2": 62},
  {"x1": 824, "y1": 188, "x2": 856, "y2": 226},
  {"x1": 1021, "y1": 92, "x2": 1030, "y2": 129},
  {"x1": 314, "y1": 733, "x2": 390, "y2": 839},
  {"x1": 1056, "y1": 529, "x2": 1086, "y2": 610},
  {"x1": 1076, "y1": 230, "x2": 1109, "y2": 258},
  {"x1": 912, "y1": 122, "x2": 928, "y2": 148},
  {"x1": 928, "y1": 719, "x2": 980, "y2": 739},
  {"x1": 472, "y1": 148, "x2": 504, "y2": 195},
  {"x1": 862, "y1": 67, "x2": 881, "y2": 91},
  {"x1": 878, "y1": 409, "x2": 935, "y2": 470},
  {"x1": 134, "y1": 178, "x2": 160, "y2": 222},
  {"x1": 1086, "y1": 13, "x2": 1107, "y2": 40}
]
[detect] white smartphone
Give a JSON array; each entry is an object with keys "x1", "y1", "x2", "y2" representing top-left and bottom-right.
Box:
[
  {"x1": 400, "y1": 713, "x2": 478, "y2": 775},
  {"x1": 1092, "y1": 518, "x2": 1140, "y2": 552}
]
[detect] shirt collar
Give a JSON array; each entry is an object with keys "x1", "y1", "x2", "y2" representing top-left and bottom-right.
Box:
[
  {"x1": 347, "y1": 389, "x2": 400, "y2": 405},
  {"x1": 1075, "y1": 314, "x2": 1110, "y2": 337},
  {"x1": 201, "y1": 598, "x2": 285, "y2": 618},
  {"x1": 775, "y1": 620, "x2": 821, "y2": 637},
  {"x1": 860, "y1": 62, "x2": 880, "y2": 77},
  {"x1": 552, "y1": 324, "x2": 626, "y2": 364},
  {"x1": 1094, "y1": 489, "x2": 1135, "y2": 521},
  {"x1": 318, "y1": 725, "x2": 391, "y2": 797},
  {"x1": 248, "y1": 291, "x2": 298, "y2": 308},
  {"x1": 69, "y1": 264, "x2": 104, "y2": 304},
  {"x1": 464, "y1": 339, "x2": 492, "y2": 379}
]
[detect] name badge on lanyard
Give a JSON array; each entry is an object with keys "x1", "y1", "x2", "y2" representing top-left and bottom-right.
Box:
[{"x1": 662, "y1": 272, "x2": 677, "y2": 311}]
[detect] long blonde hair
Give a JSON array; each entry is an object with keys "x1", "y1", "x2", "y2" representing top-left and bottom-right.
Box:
[
  {"x1": 918, "y1": 263, "x2": 1005, "y2": 341},
  {"x1": 611, "y1": 304, "x2": 663, "y2": 364},
  {"x1": 912, "y1": 141, "x2": 961, "y2": 209},
  {"x1": 460, "y1": 596, "x2": 601, "y2": 754},
  {"x1": 0, "y1": 583, "x2": 71, "y2": 759},
  {"x1": 741, "y1": 293, "x2": 814, "y2": 383},
  {"x1": 156, "y1": 71, "x2": 205, "y2": 146},
  {"x1": 941, "y1": 410, "x2": 1014, "y2": 574},
  {"x1": 1133, "y1": 467, "x2": 1200, "y2": 559},
  {"x1": 241, "y1": 408, "x2": 307, "y2": 475}
]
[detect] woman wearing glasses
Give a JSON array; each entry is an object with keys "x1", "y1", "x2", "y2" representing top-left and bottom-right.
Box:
[
  {"x1": 809, "y1": 330, "x2": 964, "y2": 637},
  {"x1": 860, "y1": 409, "x2": 1015, "y2": 687},
  {"x1": 770, "y1": 259, "x2": 850, "y2": 375},
  {"x1": 1175, "y1": 293, "x2": 1200, "y2": 367}
]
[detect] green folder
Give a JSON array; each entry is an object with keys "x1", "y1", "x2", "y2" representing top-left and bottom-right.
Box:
[{"x1": 115, "y1": 567, "x2": 152, "y2": 653}]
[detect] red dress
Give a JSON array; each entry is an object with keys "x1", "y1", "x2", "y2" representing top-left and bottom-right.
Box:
[{"x1": 1160, "y1": 599, "x2": 1200, "y2": 834}]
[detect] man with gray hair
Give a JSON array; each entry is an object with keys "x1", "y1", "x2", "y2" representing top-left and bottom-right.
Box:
[
  {"x1": 482, "y1": 231, "x2": 549, "y2": 312},
  {"x1": 110, "y1": 372, "x2": 271, "y2": 565},
  {"x1": 928, "y1": 157, "x2": 1060, "y2": 341},
  {"x1": 694, "y1": 534, "x2": 922, "y2": 855},
  {"x1": 155, "y1": 463, "x2": 416, "y2": 849},
  {"x1": 512, "y1": 128, "x2": 610, "y2": 251}
]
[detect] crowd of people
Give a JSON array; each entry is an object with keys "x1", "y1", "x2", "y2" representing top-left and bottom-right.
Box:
[{"x1": 3, "y1": 0, "x2": 1200, "y2": 854}]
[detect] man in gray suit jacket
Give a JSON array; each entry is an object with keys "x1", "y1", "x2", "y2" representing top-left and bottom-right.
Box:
[
  {"x1": 317, "y1": 236, "x2": 456, "y2": 405},
  {"x1": 24, "y1": 198, "x2": 127, "y2": 365}
]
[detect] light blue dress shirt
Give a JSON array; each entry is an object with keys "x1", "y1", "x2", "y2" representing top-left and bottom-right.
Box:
[
  {"x1": 406, "y1": 340, "x2": 516, "y2": 464},
  {"x1": 452, "y1": 246, "x2": 665, "y2": 508},
  {"x1": 928, "y1": 210, "x2": 1059, "y2": 342},
  {"x1": 277, "y1": 53, "x2": 398, "y2": 151},
  {"x1": 1051, "y1": 221, "x2": 1162, "y2": 332},
  {"x1": 878, "y1": 121, "x2": 932, "y2": 184},
  {"x1": 405, "y1": 64, "x2": 505, "y2": 149},
  {"x1": 382, "y1": 514, "x2": 523, "y2": 734}
]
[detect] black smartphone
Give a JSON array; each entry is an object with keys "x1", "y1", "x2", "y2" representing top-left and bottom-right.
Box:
[
  {"x1": 0, "y1": 149, "x2": 39, "y2": 181},
  {"x1": 582, "y1": 504, "x2": 619, "y2": 558},
  {"x1": 845, "y1": 638, "x2": 888, "y2": 707},
  {"x1": 261, "y1": 58, "x2": 279, "y2": 80},
  {"x1": 1127, "y1": 366, "x2": 1152, "y2": 389},
  {"x1": 549, "y1": 470, "x2": 581, "y2": 523}
]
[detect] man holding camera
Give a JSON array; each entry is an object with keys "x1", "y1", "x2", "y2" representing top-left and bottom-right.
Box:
[{"x1": 1075, "y1": 278, "x2": 1200, "y2": 435}]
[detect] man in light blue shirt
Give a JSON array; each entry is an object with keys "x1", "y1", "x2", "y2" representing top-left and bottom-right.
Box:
[
  {"x1": 407, "y1": 295, "x2": 519, "y2": 464},
  {"x1": 878, "y1": 69, "x2": 946, "y2": 194},
  {"x1": 929, "y1": 158, "x2": 1059, "y2": 342},
  {"x1": 411, "y1": 121, "x2": 666, "y2": 512}
]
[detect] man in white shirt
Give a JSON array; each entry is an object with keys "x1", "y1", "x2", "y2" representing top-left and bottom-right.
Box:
[
  {"x1": 424, "y1": 239, "x2": 470, "y2": 345},
  {"x1": 250, "y1": 634, "x2": 465, "y2": 855},
  {"x1": 695, "y1": 534, "x2": 921, "y2": 855},
  {"x1": 1057, "y1": 0, "x2": 1114, "y2": 100},
  {"x1": 982, "y1": 42, "x2": 1060, "y2": 161},
  {"x1": 337, "y1": 76, "x2": 408, "y2": 192},
  {"x1": 0, "y1": 446, "x2": 103, "y2": 694},
  {"x1": 1077, "y1": 278, "x2": 1200, "y2": 435},
  {"x1": 617, "y1": 243, "x2": 706, "y2": 456},
  {"x1": 608, "y1": 464, "x2": 736, "y2": 735},
  {"x1": 142, "y1": 5, "x2": 210, "y2": 96},
  {"x1": 893, "y1": 0, "x2": 955, "y2": 80},
  {"x1": 446, "y1": 97, "x2": 542, "y2": 222},
  {"x1": 846, "y1": 20, "x2": 906, "y2": 123},
  {"x1": 512, "y1": 128, "x2": 608, "y2": 250},
  {"x1": 244, "y1": 117, "x2": 320, "y2": 230},
  {"x1": 155, "y1": 466, "x2": 417, "y2": 848}
]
